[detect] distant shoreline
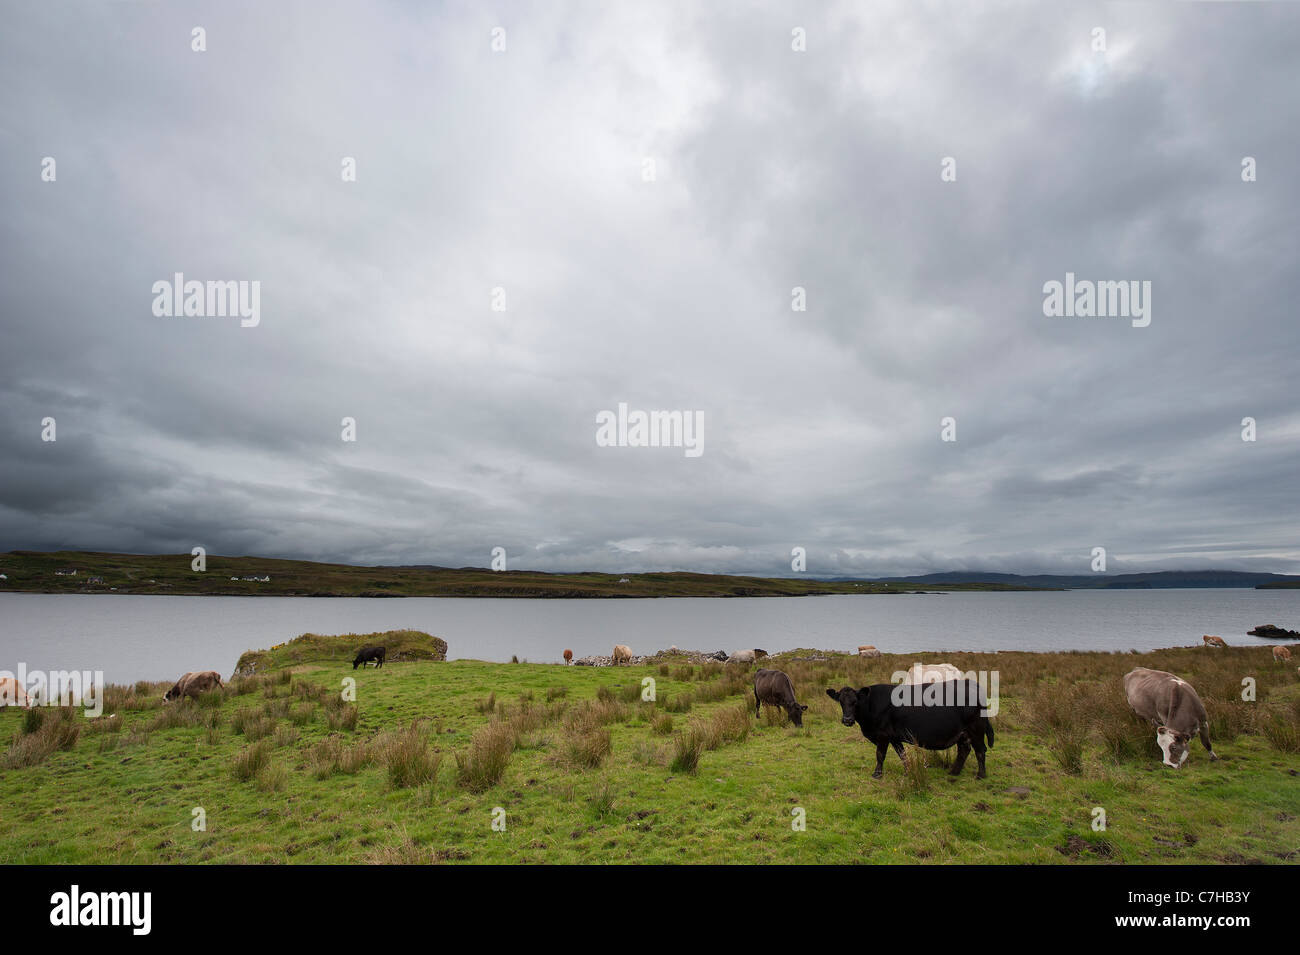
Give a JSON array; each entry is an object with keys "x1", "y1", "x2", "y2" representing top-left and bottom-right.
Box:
[{"x1": 2, "y1": 550, "x2": 1296, "y2": 598}]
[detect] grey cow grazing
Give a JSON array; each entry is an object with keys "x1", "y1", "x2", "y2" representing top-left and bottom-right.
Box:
[
  {"x1": 753, "y1": 668, "x2": 808, "y2": 727},
  {"x1": 1123, "y1": 667, "x2": 1218, "y2": 768}
]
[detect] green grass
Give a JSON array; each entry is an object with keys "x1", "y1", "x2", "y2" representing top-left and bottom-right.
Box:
[
  {"x1": 0, "y1": 645, "x2": 1297, "y2": 863},
  {"x1": 0, "y1": 550, "x2": 1049, "y2": 597}
]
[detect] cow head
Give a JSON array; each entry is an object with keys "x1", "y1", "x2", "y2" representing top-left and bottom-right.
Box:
[
  {"x1": 162, "y1": 682, "x2": 182, "y2": 703},
  {"x1": 826, "y1": 687, "x2": 860, "y2": 727},
  {"x1": 1156, "y1": 726, "x2": 1189, "y2": 768},
  {"x1": 787, "y1": 702, "x2": 809, "y2": 728}
]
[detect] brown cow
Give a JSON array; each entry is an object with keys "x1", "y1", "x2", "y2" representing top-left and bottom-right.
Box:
[
  {"x1": 163, "y1": 671, "x2": 224, "y2": 702},
  {"x1": 1203, "y1": 635, "x2": 1227, "y2": 648},
  {"x1": 1123, "y1": 667, "x2": 1217, "y2": 768},
  {"x1": 858, "y1": 645, "x2": 883, "y2": 658},
  {"x1": 0, "y1": 676, "x2": 31, "y2": 707},
  {"x1": 753, "y1": 668, "x2": 808, "y2": 727},
  {"x1": 611, "y1": 645, "x2": 632, "y2": 665},
  {"x1": 1273, "y1": 645, "x2": 1293, "y2": 663},
  {"x1": 563, "y1": 649, "x2": 573, "y2": 666}
]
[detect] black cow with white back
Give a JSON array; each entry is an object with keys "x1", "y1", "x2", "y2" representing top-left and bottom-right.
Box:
[{"x1": 826, "y1": 679, "x2": 994, "y2": 779}]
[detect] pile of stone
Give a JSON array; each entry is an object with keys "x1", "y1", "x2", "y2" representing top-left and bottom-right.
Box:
[{"x1": 572, "y1": 647, "x2": 729, "y2": 667}]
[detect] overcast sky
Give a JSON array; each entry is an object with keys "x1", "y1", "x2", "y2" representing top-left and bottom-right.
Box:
[{"x1": 1, "y1": 1, "x2": 1297, "y2": 577}]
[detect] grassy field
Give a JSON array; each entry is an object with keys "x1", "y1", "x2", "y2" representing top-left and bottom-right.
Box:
[
  {"x1": 0, "y1": 550, "x2": 1048, "y2": 597},
  {"x1": 1, "y1": 639, "x2": 1297, "y2": 864}
]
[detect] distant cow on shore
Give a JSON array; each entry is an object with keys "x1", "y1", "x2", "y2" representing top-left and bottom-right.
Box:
[
  {"x1": 753, "y1": 669, "x2": 808, "y2": 727},
  {"x1": 352, "y1": 646, "x2": 386, "y2": 669},
  {"x1": 1273, "y1": 645, "x2": 1293, "y2": 663},
  {"x1": 1203, "y1": 635, "x2": 1227, "y2": 648},
  {"x1": 1123, "y1": 667, "x2": 1217, "y2": 768},
  {"x1": 0, "y1": 676, "x2": 31, "y2": 708},
  {"x1": 612, "y1": 645, "x2": 632, "y2": 665},
  {"x1": 858, "y1": 645, "x2": 882, "y2": 658},
  {"x1": 563, "y1": 649, "x2": 573, "y2": 665},
  {"x1": 163, "y1": 671, "x2": 224, "y2": 702},
  {"x1": 827, "y1": 679, "x2": 993, "y2": 779}
]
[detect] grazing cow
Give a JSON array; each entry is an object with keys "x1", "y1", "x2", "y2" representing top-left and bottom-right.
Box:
[
  {"x1": 163, "y1": 671, "x2": 224, "y2": 702},
  {"x1": 901, "y1": 662, "x2": 965, "y2": 684},
  {"x1": 826, "y1": 680, "x2": 994, "y2": 779},
  {"x1": 612, "y1": 645, "x2": 632, "y2": 665},
  {"x1": 1273, "y1": 645, "x2": 1293, "y2": 663},
  {"x1": 1203, "y1": 635, "x2": 1227, "y2": 648},
  {"x1": 753, "y1": 669, "x2": 808, "y2": 727},
  {"x1": 0, "y1": 676, "x2": 31, "y2": 708},
  {"x1": 352, "y1": 646, "x2": 386, "y2": 669},
  {"x1": 728, "y1": 649, "x2": 767, "y2": 664},
  {"x1": 1123, "y1": 667, "x2": 1217, "y2": 768},
  {"x1": 858, "y1": 645, "x2": 883, "y2": 658},
  {"x1": 563, "y1": 649, "x2": 573, "y2": 666}
]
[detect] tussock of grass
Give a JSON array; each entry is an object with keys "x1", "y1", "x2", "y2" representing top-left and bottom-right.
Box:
[
  {"x1": 670, "y1": 728, "x2": 703, "y2": 774},
  {"x1": 564, "y1": 727, "x2": 613, "y2": 769},
  {"x1": 455, "y1": 722, "x2": 514, "y2": 792},
  {"x1": 232, "y1": 740, "x2": 272, "y2": 781},
  {"x1": 378, "y1": 722, "x2": 442, "y2": 788},
  {"x1": 5, "y1": 707, "x2": 80, "y2": 768}
]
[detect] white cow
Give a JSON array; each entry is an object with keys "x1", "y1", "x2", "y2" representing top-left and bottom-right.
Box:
[{"x1": 900, "y1": 662, "x2": 965, "y2": 685}]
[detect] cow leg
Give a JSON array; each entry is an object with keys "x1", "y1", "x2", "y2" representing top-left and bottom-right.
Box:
[
  {"x1": 950, "y1": 739, "x2": 971, "y2": 776},
  {"x1": 1200, "y1": 726, "x2": 1218, "y2": 761},
  {"x1": 972, "y1": 734, "x2": 988, "y2": 778},
  {"x1": 872, "y1": 742, "x2": 889, "y2": 779},
  {"x1": 754, "y1": 691, "x2": 761, "y2": 719}
]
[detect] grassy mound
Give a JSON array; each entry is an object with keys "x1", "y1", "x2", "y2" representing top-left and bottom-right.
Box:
[{"x1": 234, "y1": 629, "x2": 447, "y2": 675}]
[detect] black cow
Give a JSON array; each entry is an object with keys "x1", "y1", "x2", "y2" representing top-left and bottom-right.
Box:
[
  {"x1": 352, "y1": 646, "x2": 386, "y2": 669},
  {"x1": 753, "y1": 668, "x2": 808, "y2": 727},
  {"x1": 826, "y1": 680, "x2": 994, "y2": 779}
]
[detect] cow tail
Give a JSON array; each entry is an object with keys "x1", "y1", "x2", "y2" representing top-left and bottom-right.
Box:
[{"x1": 985, "y1": 719, "x2": 995, "y2": 749}]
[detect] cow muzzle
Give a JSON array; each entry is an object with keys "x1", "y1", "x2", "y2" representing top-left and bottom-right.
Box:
[{"x1": 841, "y1": 717, "x2": 854, "y2": 727}]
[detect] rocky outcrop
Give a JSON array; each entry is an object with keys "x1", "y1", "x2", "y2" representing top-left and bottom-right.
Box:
[
  {"x1": 573, "y1": 647, "x2": 729, "y2": 667},
  {"x1": 1247, "y1": 624, "x2": 1300, "y2": 639}
]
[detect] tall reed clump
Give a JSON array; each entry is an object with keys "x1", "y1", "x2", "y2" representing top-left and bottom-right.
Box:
[
  {"x1": 230, "y1": 707, "x2": 275, "y2": 741},
  {"x1": 231, "y1": 740, "x2": 272, "y2": 782},
  {"x1": 1262, "y1": 702, "x2": 1300, "y2": 753},
  {"x1": 663, "y1": 693, "x2": 692, "y2": 713},
  {"x1": 379, "y1": 721, "x2": 442, "y2": 788},
  {"x1": 892, "y1": 744, "x2": 931, "y2": 796},
  {"x1": 5, "y1": 707, "x2": 81, "y2": 768},
  {"x1": 1090, "y1": 691, "x2": 1155, "y2": 762},
  {"x1": 670, "y1": 727, "x2": 704, "y2": 774},
  {"x1": 1025, "y1": 682, "x2": 1093, "y2": 774},
  {"x1": 324, "y1": 697, "x2": 359, "y2": 731},
  {"x1": 564, "y1": 726, "x2": 613, "y2": 769},
  {"x1": 455, "y1": 721, "x2": 514, "y2": 791},
  {"x1": 705, "y1": 703, "x2": 751, "y2": 749},
  {"x1": 651, "y1": 711, "x2": 674, "y2": 736},
  {"x1": 309, "y1": 735, "x2": 375, "y2": 779},
  {"x1": 149, "y1": 701, "x2": 206, "y2": 732}
]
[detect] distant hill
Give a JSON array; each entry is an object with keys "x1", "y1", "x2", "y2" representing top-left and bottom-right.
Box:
[
  {"x1": 0, "y1": 551, "x2": 1039, "y2": 598},
  {"x1": 844, "y1": 570, "x2": 1300, "y2": 590},
  {"x1": 1, "y1": 552, "x2": 1293, "y2": 596}
]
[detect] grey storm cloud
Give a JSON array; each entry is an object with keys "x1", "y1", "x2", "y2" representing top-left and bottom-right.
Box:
[{"x1": 1, "y1": 1, "x2": 1297, "y2": 576}]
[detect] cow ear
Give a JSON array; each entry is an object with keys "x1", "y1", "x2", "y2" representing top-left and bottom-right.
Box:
[
  {"x1": 825, "y1": 688, "x2": 838, "y2": 700},
  {"x1": 800, "y1": 703, "x2": 809, "y2": 711}
]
